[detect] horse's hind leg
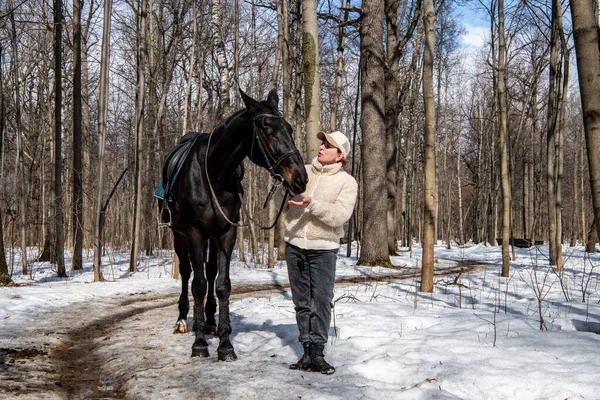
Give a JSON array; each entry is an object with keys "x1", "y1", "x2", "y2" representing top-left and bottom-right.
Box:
[
  {"x1": 204, "y1": 238, "x2": 218, "y2": 336},
  {"x1": 188, "y1": 230, "x2": 210, "y2": 358},
  {"x1": 173, "y1": 233, "x2": 191, "y2": 334},
  {"x1": 215, "y1": 228, "x2": 237, "y2": 361}
]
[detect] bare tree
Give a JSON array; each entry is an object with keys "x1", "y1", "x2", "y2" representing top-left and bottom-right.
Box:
[
  {"x1": 0, "y1": 47, "x2": 11, "y2": 285},
  {"x1": 53, "y1": 0, "x2": 66, "y2": 277},
  {"x1": 330, "y1": 0, "x2": 351, "y2": 131},
  {"x1": 212, "y1": 0, "x2": 230, "y2": 118},
  {"x1": 385, "y1": 0, "x2": 399, "y2": 255},
  {"x1": 498, "y1": 0, "x2": 510, "y2": 277},
  {"x1": 8, "y1": 0, "x2": 28, "y2": 275},
  {"x1": 129, "y1": 0, "x2": 149, "y2": 273},
  {"x1": 420, "y1": 0, "x2": 436, "y2": 292},
  {"x1": 302, "y1": 0, "x2": 322, "y2": 158},
  {"x1": 358, "y1": 0, "x2": 392, "y2": 267},
  {"x1": 93, "y1": 0, "x2": 113, "y2": 282},
  {"x1": 546, "y1": 0, "x2": 566, "y2": 268},
  {"x1": 570, "y1": 0, "x2": 600, "y2": 244},
  {"x1": 71, "y1": 0, "x2": 84, "y2": 271}
]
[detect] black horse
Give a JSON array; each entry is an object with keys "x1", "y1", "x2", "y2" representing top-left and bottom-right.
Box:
[{"x1": 159, "y1": 89, "x2": 307, "y2": 361}]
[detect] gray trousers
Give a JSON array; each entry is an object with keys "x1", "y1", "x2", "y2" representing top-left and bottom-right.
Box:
[{"x1": 285, "y1": 242, "x2": 338, "y2": 345}]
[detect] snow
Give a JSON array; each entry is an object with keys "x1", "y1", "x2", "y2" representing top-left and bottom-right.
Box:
[{"x1": 1, "y1": 242, "x2": 600, "y2": 399}]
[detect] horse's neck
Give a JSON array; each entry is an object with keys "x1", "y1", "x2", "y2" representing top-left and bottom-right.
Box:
[{"x1": 205, "y1": 117, "x2": 252, "y2": 179}]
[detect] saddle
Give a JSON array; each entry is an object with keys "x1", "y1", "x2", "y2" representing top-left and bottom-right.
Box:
[
  {"x1": 154, "y1": 132, "x2": 245, "y2": 227},
  {"x1": 154, "y1": 132, "x2": 204, "y2": 225}
]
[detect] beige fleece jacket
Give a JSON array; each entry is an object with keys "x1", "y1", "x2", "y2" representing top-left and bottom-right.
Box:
[{"x1": 284, "y1": 157, "x2": 358, "y2": 250}]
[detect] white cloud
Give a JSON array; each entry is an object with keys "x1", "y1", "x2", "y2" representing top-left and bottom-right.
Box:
[{"x1": 461, "y1": 23, "x2": 488, "y2": 49}]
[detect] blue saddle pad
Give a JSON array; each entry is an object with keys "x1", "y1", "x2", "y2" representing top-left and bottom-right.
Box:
[{"x1": 153, "y1": 181, "x2": 167, "y2": 200}]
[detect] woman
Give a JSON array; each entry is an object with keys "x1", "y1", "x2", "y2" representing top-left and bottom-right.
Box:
[{"x1": 284, "y1": 130, "x2": 358, "y2": 374}]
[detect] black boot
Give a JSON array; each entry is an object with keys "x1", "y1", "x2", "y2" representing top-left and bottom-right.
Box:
[
  {"x1": 309, "y1": 343, "x2": 335, "y2": 374},
  {"x1": 289, "y1": 342, "x2": 311, "y2": 370}
]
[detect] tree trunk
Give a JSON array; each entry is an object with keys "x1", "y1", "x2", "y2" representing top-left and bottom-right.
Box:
[
  {"x1": 82, "y1": 7, "x2": 93, "y2": 250},
  {"x1": 346, "y1": 71, "x2": 361, "y2": 258},
  {"x1": 93, "y1": 0, "x2": 113, "y2": 282},
  {"x1": 385, "y1": 0, "x2": 399, "y2": 255},
  {"x1": 9, "y1": 0, "x2": 28, "y2": 275},
  {"x1": 570, "y1": 0, "x2": 600, "y2": 244},
  {"x1": 129, "y1": 0, "x2": 148, "y2": 273},
  {"x1": 182, "y1": 1, "x2": 197, "y2": 135},
  {"x1": 498, "y1": 0, "x2": 510, "y2": 277},
  {"x1": 330, "y1": 0, "x2": 350, "y2": 131},
  {"x1": 554, "y1": 47, "x2": 569, "y2": 269},
  {"x1": 581, "y1": 147, "x2": 586, "y2": 243},
  {"x1": 302, "y1": 0, "x2": 321, "y2": 158},
  {"x1": 271, "y1": 0, "x2": 283, "y2": 88},
  {"x1": 234, "y1": 0, "x2": 240, "y2": 110},
  {"x1": 523, "y1": 161, "x2": 530, "y2": 239},
  {"x1": 0, "y1": 206, "x2": 10, "y2": 285},
  {"x1": 212, "y1": 0, "x2": 230, "y2": 118},
  {"x1": 0, "y1": 49, "x2": 10, "y2": 285},
  {"x1": 54, "y1": 0, "x2": 66, "y2": 277},
  {"x1": 546, "y1": 0, "x2": 563, "y2": 266},
  {"x1": 587, "y1": 219, "x2": 598, "y2": 253},
  {"x1": 358, "y1": 0, "x2": 391, "y2": 267},
  {"x1": 457, "y1": 119, "x2": 465, "y2": 245},
  {"x1": 420, "y1": 0, "x2": 436, "y2": 291},
  {"x1": 276, "y1": 0, "x2": 291, "y2": 261},
  {"x1": 71, "y1": 0, "x2": 84, "y2": 271}
]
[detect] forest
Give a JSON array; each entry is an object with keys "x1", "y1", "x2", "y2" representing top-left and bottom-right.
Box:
[{"x1": 0, "y1": 0, "x2": 599, "y2": 285}]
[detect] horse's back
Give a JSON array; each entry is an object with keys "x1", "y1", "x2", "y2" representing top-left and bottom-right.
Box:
[{"x1": 166, "y1": 132, "x2": 244, "y2": 233}]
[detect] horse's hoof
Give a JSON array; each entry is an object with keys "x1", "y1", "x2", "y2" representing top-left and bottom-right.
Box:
[
  {"x1": 204, "y1": 325, "x2": 218, "y2": 336},
  {"x1": 191, "y1": 346, "x2": 210, "y2": 358},
  {"x1": 217, "y1": 349, "x2": 237, "y2": 362},
  {"x1": 173, "y1": 320, "x2": 188, "y2": 334}
]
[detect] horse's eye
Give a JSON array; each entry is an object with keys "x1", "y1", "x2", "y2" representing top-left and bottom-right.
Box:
[{"x1": 262, "y1": 126, "x2": 274, "y2": 136}]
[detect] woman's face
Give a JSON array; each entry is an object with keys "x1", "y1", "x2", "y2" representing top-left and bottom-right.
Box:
[{"x1": 317, "y1": 141, "x2": 343, "y2": 165}]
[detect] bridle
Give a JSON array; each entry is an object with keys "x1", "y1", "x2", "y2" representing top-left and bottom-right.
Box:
[
  {"x1": 251, "y1": 113, "x2": 300, "y2": 185},
  {"x1": 205, "y1": 113, "x2": 300, "y2": 229}
]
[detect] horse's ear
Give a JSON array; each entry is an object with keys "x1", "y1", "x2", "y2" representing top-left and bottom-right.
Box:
[
  {"x1": 239, "y1": 88, "x2": 260, "y2": 112},
  {"x1": 266, "y1": 89, "x2": 279, "y2": 110}
]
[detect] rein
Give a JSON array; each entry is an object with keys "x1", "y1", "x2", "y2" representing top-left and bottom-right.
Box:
[{"x1": 204, "y1": 113, "x2": 297, "y2": 230}]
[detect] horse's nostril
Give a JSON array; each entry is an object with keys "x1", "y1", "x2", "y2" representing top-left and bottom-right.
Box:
[{"x1": 294, "y1": 175, "x2": 307, "y2": 187}]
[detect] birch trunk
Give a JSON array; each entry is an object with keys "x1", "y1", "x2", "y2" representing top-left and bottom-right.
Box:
[{"x1": 211, "y1": 0, "x2": 230, "y2": 117}]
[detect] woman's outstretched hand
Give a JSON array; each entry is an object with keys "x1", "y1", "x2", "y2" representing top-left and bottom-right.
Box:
[{"x1": 288, "y1": 197, "x2": 312, "y2": 208}]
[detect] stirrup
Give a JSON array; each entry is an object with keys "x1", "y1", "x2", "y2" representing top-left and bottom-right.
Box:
[{"x1": 159, "y1": 203, "x2": 172, "y2": 227}]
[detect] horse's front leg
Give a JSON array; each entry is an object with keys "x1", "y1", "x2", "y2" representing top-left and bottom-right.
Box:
[
  {"x1": 204, "y1": 238, "x2": 218, "y2": 336},
  {"x1": 215, "y1": 228, "x2": 237, "y2": 361},
  {"x1": 173, "y1": 233, "x2": 192, "y2": 334},
  {"x1": 188, "y1": 231, "x2": 210, "y2": 358}
]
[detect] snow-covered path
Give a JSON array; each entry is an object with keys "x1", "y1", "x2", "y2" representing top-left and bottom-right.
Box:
[{"x1": 2, "y1": 243, "x2": 600, "y2": 399}]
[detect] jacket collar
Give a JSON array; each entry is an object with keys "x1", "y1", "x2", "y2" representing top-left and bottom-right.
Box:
[{"x1": 311, "y1": 157, "x2": 342, "y2": 176}]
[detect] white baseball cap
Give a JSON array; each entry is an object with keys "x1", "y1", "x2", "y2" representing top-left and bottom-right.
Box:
[{"x1": 316, "y1": 131, "x2": 351, "y2": 159}]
